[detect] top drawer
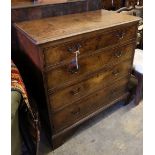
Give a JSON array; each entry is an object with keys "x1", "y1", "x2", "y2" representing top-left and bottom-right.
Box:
[{"x1": 43, "y1": 24, "x2": 137, "y2": 67}]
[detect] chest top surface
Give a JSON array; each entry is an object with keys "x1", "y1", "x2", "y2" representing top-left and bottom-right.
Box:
[{"x1": 14, "y1": 9, "x2": 140, "y2": 45}]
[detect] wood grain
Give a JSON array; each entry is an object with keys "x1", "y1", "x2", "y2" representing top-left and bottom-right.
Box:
[
  {"x1": 52, "y1": 78, "x2": 128, "y2": 132},
  {"x1": 14, "y1": 10, "x2": 139, "y2": 149},
  {"x1": 14, "y1": 9, "x2": 140, "y2": 44},
  {"x1": 49, "y1": 60, "x2": 132, "y2": 112},
  {"x1": 45, "y1": 43, "x2": 135, "y2": 90},
  {"x1": 43, "y1": 24, "x2": 137, "y2": 67}
]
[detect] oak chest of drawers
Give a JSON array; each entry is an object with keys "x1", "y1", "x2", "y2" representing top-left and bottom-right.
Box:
[{"x1": 14, "y1": 9, "x2": 140, "y2": 149}]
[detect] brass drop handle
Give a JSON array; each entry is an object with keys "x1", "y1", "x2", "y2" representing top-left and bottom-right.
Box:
[
  {"x1": 68, "y1": 65, "x2": 79, "y2": 74},
  {"x1": 112, "y1": 69, "x2": 119, "y2": 76},
  {"x1": 114, "y1": 51, "x2": 122, "y2": 58},
  {"x1": 68, "y1": 43, "x2": 81, "y2": 53},
  {"x1": 70, "y1": 87, "x2": 81, "y2": 96},
  {"x1": 116, "y1": 31, "x2": 125, "y2": 39},
  {"x1": 71, "y1": 107, "x2": 80, "y2": 115}
]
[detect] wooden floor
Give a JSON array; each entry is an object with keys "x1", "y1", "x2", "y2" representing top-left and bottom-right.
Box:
[{"x1": 38, "y1": 100, "x2": 143, "y2": 155}]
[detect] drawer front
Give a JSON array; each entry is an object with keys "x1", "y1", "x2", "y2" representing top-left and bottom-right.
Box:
[
  {"x1": 52, "y1": 78, "x2": 128, "y2": 132},
  {"x1": 46, "y1": 43, "x2": 134, "y2": 90},
  {"x1": 43, "y1": 24, "x2": 137, "y2": 67},
  {"x1": 49, "y1": 60, "x2": 132, "y2": 111}
]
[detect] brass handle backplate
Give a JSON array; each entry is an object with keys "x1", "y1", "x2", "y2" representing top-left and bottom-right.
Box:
[
  {"x1": 70, "y1": 87, "x2": 81, "y2": 96},
  {"x1": 68, "y1": 65, "x2": 79, "y2": 74},
  {"x1": 68, "y1": 43, "x2": 81, "y2": 53},
  {"x1": 71, "y1": 107, "x2": 80, "y2": 115},
  {"x1": 116, "y1": 31, "x2": 125, "y2": 39},
  {"x1": 112, "y1": 69, "x2": 119, "y2": 76},
  {"x1": 114, "y1": 51, "x2": 122, "y2": 58}
]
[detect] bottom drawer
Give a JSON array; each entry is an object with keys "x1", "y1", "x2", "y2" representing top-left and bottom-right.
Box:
[{"x1": 52, "y1": 78, "x2": 129, "y2": 132}]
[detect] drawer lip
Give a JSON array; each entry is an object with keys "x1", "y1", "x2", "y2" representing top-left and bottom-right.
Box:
[
  {"x1": 52, "y1": 78, "x2": 129, "y2": 132},
  {"x1": 43, "y1": 40, "x2": 135, "y2": 72},
  {"x1": 50, "y1": 74, "x2": 130, "y2": 113}
]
